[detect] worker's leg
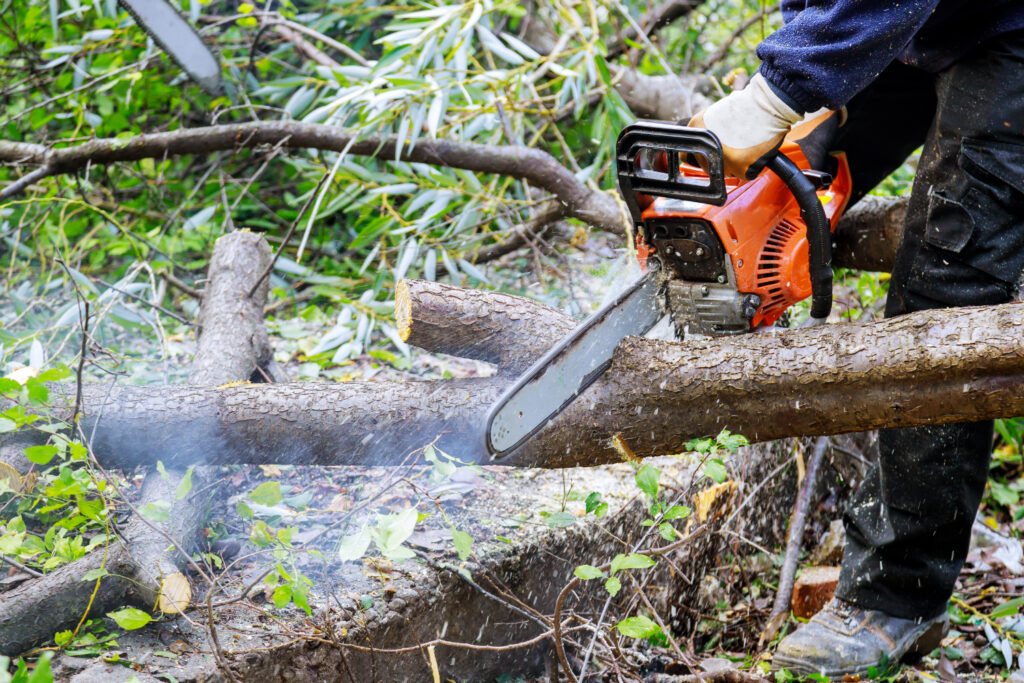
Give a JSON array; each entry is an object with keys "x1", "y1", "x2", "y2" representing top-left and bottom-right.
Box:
[
  {"x1": 837, "y1": 29, "x2": 1024, "y2": 619},
  {"x1": 831, "y1": 60, "x2": 935, "y2": 205}
]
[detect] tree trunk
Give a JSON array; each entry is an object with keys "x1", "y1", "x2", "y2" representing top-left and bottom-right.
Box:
[
  {"x1": 832, "y1": 195, "x2": 907, "y2": 273},
  {"x1": 0, "y1": 230, "x2": 274, "y2": 656},
  {"x1": 4, "y1": 280, "x2": 1023, "y2": 474}
]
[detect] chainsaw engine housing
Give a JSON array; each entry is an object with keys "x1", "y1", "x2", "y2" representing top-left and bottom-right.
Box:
[{"x1": 631, "y1": 137, "x2": 852, "y2": 333}]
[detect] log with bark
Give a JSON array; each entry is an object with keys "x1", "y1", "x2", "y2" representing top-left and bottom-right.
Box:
[
  {"x1": 3, "y1": 278, "x2": 1023, "y2": 475},
  {"x1": 0, "y1": 230, "x2": 276, "y2": 656}
]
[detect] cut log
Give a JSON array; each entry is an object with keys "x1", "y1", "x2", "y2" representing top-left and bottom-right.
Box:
[
  {"x1": 832, "y1": 195, "x2": 907, "y2": 273},
  {"x1": 791, "y1": 566, "x2": 841, "y2": 619},
  {"x1": 395, "y1": 278, "x2": 576, "y2": 372},
  {"x1": 3, "y1": 282, "x2": 1023, "y2": 472},
  {"x1": 0, "y1": 230, "x2": 274, "y2": 656}
]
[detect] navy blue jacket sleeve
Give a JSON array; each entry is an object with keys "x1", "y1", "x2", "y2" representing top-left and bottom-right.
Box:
[{"x1": 756, "y1": 0, "x2": 940, "y2": 112}]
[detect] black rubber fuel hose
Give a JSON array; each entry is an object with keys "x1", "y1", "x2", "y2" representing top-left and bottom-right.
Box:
[{"x1": 766, "y1": 154, "x2": 833, "y2": 321}]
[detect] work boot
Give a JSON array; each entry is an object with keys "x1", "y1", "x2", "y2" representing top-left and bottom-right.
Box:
[{"x1": 772, "y1": 598, "x2": 948, "y2": 680}]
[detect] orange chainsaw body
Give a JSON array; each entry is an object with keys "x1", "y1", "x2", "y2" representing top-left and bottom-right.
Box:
[{"x1": 634, "y1": 138, "x2": 852, "y2": 329}]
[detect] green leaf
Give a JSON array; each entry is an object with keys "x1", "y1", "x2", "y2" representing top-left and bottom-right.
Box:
[
  {"x1": 249, "y1": 481, "x2": 282, "y2": 506},
  {"x1": 604, "y1": 576, "x2": 621, "y2": 597},
  {"x1": 156, "y1": 461, "x2": 168, "y2": 480},
  {"x1": 585, "y1": 491, "x2": 603, "y2": 514},
  {"x1": 292, "y1": 581, "x2": 310, "y2": 615},
  {"x1": 24, "y1": 445, "x2": 58, "y2": 465},
  {"x1": 139, "y1": 500, "x2": 171, "y2": 522},
  {"x1": 715, "y1": 430, "x2": 749, "y2": 453},
  {"x1": 82, "y1": 567, "x2": 108, "y2": 581},
  {"x1": 990, "y1": 596, "x2": 1024, "y2": 618},
  {"x1": 703, "y1": 459, "x2": 728, "y2": 484},
  {"x1": 610, "y1": 553, "x2": 656, "y2": 575},
  {"x1": 451, "y1": 528, "x2": 472, "y2": 560},
  {"x1": 615, "y1": 615, "x2": 663, "y2": 639},
  {"x1": 658, "y1": 522, "x2": 675, "y2": 541},
  {"x1": 542, "y1": 511, "x2": 576, "y2": 528},
  {"x1": 574, "y1": 565, "x2": 605, "y2": 580},
  {"x1": 663, "y1": 505, "x2": 691, "y2": 520},
  {"x1": 338, "y1": 528, "x2": 372, "y2": 562},
  {"x1": 69, "y1": 441, "x2": 86, "y2": 461},
  {"x1": 235, "y1": 500, "x2": 254, "y2": 520},
  {"x1": 685, "y1": 437, "x2": 714, "y2": 454},
  {"x1": 27, "y1": 650, "x2": 54, "y2": 683},
  {"x1": 272, "y1": 584, "x2": 292, "y2": 608},
  {"x1": 635, "y1": 464, "x2": 659, "y2": 500},
  {"x1": 990, "y1": 481, "x2": 1019, "y2": 506},
  {"x1": 371, "y1": 507, "x2": 419, "y2": 558},
  {"x1": 175, "y1": 466, "x2": 194, "y2": 500},
  {"x1": 107, "y1": 607, "x2": 152, "y2": 630}
]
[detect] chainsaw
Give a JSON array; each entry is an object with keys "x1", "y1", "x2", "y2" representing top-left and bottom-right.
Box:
[
  {"x1": 485, "y1": 117, "x2": 852, "y2": 459},
  {"x1": 119, "y1": 0, "x2": 222, "y2": 94}
]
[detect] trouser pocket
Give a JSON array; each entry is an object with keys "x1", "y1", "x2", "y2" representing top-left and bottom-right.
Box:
[{"x1": 906, "y1": 138, "x2": 1024, "y2": 306}]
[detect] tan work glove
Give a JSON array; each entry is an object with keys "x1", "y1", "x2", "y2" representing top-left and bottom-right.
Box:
[{"x1": 689, "y1": 73, "x2": 804, "y2": 180}]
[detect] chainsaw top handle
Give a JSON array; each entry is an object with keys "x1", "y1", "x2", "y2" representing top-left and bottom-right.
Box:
[{"x1": 615, "y1": 121, "x2": 833, "y2": 325}]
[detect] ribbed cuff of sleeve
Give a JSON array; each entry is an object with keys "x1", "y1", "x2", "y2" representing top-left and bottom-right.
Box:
[{"x1": 757, "y1": 64, "x2": 822, "y2": 115}]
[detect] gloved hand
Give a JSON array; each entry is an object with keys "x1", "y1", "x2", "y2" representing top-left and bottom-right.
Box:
[{"x1": 689, "y1": 73, "x2": 804, "y2": 180}]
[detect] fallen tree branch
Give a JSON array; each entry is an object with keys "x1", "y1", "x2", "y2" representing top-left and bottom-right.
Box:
[
  {"x1": 613, "y1": 68, "x2": 712, "y2": 122},
  {"x1": 395, "y1": 278, "x2": 576, "y2": 373},
  {"x1": 4, "y1": 281, "x2": 1024, "y2": 473},
  {"x1": 832, "y1": 195, "x2": 907, "y2": 272},
  {"x1": 0, "y1": 122, "x2": 627, "y2": 234},
  {"x1": 760, "y1": 435, "x2": 828, "y2": 645}
]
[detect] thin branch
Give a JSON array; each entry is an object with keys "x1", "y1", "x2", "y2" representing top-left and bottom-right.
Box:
[
  {"x1": 0, "y1": 554, "x2": 43, "y2": 579},
  {"x1": 760, "y1": 436, "x2": 829, "y2": 645},
  {"x1": 248, "y1": 171, "x2": 331, "y2": 298},
  {"x1": 0, "y1": 121, "x2": 626, "y2": 234},
  {"x1": 699, "y1": 5, "x2": 778, "y2": 71},
  {"x1": 266, "y1": 17, "x2": 370, "y2": 67}
]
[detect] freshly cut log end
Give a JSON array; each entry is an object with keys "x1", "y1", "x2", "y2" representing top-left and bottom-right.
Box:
[
  {"x1": 791, "y1": 565, "x2": 841, "y2": 619},
  {"x1": 158, "y1": 572, "x2": 191, "y2": 614},
  {"x1": 395, "y1": 279, "x2": 413, "y2": 343},
  {"x1": 395, "y1": 279, "x2": 576, "y2": 372}
]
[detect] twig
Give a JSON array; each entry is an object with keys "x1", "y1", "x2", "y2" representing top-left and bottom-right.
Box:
[
  {"x1": 97, "y1": 278, "x2": 193, "y2": 325},
  {"x1": 0, "y1": 553, "x2": 43, "y2": 578},
  {"x1": 164, "y1": 271, "x2": 203, "y2": 299},
  {"x1": 266, "y1": 16, "x2": 370, "y2": 66},
  {"x1": 247, "y1": 170, "x2": 331, "y2": 298},
  {"x1": 760, "y1": 436, "x2": 829, "y2": 646},
  {"x1": 699, "y1": 5, "x2": 778, "y2": 71},
  {"x1": 0, "y1": 165, "x2": 51, "y2": 199}
]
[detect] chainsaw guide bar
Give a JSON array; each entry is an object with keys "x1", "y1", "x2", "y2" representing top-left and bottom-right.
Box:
[
  {"x1": 485, "y1": 264, "x2": 667, "y2": 459},
  {"x1": 119, "y1": 0, "x2": 222, "y2": 94}
]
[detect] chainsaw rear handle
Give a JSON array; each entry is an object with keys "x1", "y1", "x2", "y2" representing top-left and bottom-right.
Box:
[
  {"x1": 616, "y1": 122, "x2": 729, "y2": 226},
  {"x1": 765, "y1": 153, "x2": 833, "y2": 323}
]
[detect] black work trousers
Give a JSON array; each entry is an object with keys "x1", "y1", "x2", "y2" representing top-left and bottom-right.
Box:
[{"x1": 829, "y1": 30, "x2": 1024, "y2": 620}]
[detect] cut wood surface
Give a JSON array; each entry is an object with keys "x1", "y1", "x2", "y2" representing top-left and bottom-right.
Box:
[
  {"x1": 0, "y1": 230, "x2": 274, "y2": 656},
  {"x1": 4, "y1": 280, "x2": 1023, "y2": 473}
]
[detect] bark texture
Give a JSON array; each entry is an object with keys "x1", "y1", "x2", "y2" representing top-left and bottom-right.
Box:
[
  {"x1": 0, "y1": 230, "x2": 274, "y2": 656},
  {"x1": 614, "y1": 69, "x2": 712, "y2": 123},
  {"x1": 832, "y1": 195, "x2": 907, "y2": 272},
  {"x1": 5, "y1": 287, "x2": 1023, "y2": 473}
]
